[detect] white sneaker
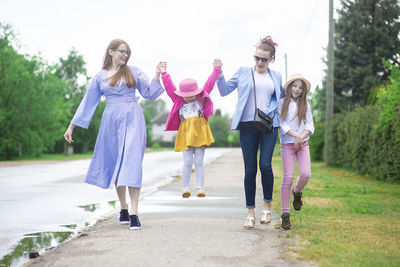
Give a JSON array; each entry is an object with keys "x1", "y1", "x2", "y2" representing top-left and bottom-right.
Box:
[
  {"x1": 182, "y1": 188, "x2": 191, "y2": 198},
  {"x1": 197, "y1": 186, "x2": 206, "y2": 197}
]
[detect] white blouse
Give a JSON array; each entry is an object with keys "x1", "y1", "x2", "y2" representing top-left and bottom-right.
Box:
[{"x1": 278, "y1": 98, "x2": 314, "y2": 144}]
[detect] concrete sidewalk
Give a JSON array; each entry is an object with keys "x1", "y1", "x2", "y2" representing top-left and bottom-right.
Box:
[{"x1": 25, "y1": 148, "x2": 312, "y2": 267}]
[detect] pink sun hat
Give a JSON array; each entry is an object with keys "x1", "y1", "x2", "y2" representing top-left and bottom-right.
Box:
[{"x1": 174, "y1": 78, "x2": 203, "y2": 97}]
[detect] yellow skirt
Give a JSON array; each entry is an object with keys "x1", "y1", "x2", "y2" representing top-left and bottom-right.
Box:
[{"x1": 175, "y1": 116, "x2": 214, "y2": 152}]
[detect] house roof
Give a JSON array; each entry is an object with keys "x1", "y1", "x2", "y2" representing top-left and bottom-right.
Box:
[{"x1": 151, "y1": 111, "x2": 170, "y2": 124}]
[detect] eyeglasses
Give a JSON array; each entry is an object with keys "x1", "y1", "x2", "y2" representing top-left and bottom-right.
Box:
[
  {"x1": 113, "y1": 49, "x2": 128, "y2": 56},
  {"x1": 254, "y1": 56, "x2": 269, "y2": 62}
]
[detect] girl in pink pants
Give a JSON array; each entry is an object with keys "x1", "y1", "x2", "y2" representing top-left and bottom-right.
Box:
[{"x1": 278, "y1": 73, "x2": 314, "y2": 230}]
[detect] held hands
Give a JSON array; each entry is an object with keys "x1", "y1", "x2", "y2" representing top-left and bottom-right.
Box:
[
  {"x1": 293, "y1": 136, "x2": 304, "y2": 150},
  {"x1": 213, "y1": 58, "x2": 223, "y2": 78},
  {"x1": 157, "y1": 61, "x2": 167, "y2": 73},
  {"x1": 155, "y1": 61, "x2": 167, "y2": 81},
  {"x1": 294, "y1": 130, "x2": 312, "y2": 150},
  {"x1": 64, "y1": 124, "x2": 75, "y2": 144},
  {"x1": 288, "y1": 129, "x2": 305, "y2": 150},
  {"x1": 213, "y1": 58, "x2": 223, "y2": 68}
]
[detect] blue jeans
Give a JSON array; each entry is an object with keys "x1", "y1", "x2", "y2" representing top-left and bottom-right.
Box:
[{"x1": 239, "y1": 122, "x2": 278, "y2": 208}]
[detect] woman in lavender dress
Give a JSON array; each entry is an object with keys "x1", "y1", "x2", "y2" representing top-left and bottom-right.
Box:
[{"x1": 64, "y1": 39, "x2": 164, "y2": 230}]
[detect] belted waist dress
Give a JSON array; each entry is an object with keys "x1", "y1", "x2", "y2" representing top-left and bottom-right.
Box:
[{"x1": 71, "y1": 66, "x2": 164, "y2": 189}]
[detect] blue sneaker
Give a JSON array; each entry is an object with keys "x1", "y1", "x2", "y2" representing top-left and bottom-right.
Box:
[
  {"x1": 119, "y1": 209, "x2": 130, "y2": 225},
  {"x1": 129, "y1": 214, "x2": 141, "y2": 230}
]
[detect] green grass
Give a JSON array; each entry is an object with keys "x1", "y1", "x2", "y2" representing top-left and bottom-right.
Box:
[
  {"x1": 272, "y1": 157, "x2": 400, "y2": 266},
  {"x1": 0, "y1": 152, "x2": 94, "y2": 162},
  {"x1": 0, "y1": 147, "x2": 174, "y2": 163}
]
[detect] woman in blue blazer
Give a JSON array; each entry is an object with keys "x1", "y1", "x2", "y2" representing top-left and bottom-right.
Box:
[{"x1": 216, "y1": 36, "x2": 284, "y2": 229}]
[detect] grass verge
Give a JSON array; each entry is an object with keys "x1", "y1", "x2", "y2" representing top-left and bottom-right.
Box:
[
  {"x1": 0, "y1": 152, "x2": 94, "y2": 162},
  {"x1": 272, "y1": 156, "x2": 400, "y2": 267},
  {"x1": 0, "y1": 147, "x2": 174, "y2": 163}
]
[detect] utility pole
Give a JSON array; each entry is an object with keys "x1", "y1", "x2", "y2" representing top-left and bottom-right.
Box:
[
  {"x1": 324, "y1": 0, "x2": 334, "y2": 163},
  {"x1": 284, "y1": 53, "x2": 288, "y2": 82}
]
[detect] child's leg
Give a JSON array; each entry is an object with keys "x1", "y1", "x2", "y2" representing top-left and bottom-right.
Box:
[
  {"x1": 182, "y1": 148, "x2": 194, "y2": 188},
  {"x1": 293, "y1": 142, "x2": 311, "y2": 193},
  {"x1": 193, "y1": 146, "x2": 205, "y2": 187},
  {"x1": 281, "y1": 143, "x2": 296, "y2": 214}
]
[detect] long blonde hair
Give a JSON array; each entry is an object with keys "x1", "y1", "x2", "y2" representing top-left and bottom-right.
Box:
[
  {"x1": 280, "y1": 80, "x2": 308, "y2": 126},
  {"x1": 103, "y1": 39, "x2": 136, "y2": 88}
]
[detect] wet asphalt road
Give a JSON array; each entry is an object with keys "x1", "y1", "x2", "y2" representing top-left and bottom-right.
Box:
[{"x1": 0, "y1": 148, "x2": 231, "y2": 262}]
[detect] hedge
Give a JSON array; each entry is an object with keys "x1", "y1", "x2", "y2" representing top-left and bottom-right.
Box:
[{"x1": 327, "y1": 105, "x2": 400, "y2": 182}]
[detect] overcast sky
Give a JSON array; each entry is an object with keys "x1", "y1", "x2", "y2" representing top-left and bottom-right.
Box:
[{"x1": 1, "y1": 0, "x2": 341, "y2": 116}]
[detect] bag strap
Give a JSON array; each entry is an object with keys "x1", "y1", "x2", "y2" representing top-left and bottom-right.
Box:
[{"x1": 251, "y1": 68, "x2": 258, "y2": 115}]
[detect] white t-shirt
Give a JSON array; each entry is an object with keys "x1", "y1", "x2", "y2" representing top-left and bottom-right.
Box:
[
  {"x1": 179, "y1": 100, "x2": 202, "y2": 119},
  {"x1": 241, "y1": 71, "x2": 275, "y2": 122}
]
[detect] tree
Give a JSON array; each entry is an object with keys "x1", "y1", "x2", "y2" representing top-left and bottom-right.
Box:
[
  {"x1": 140, "y1": 98, "x2": 167, "y2": 146},
  {"x1": 54, "y1": 48, "x2": 105, "y2": 153},
  {"x1": 209, "y1": 109, "x2": 231, "y2": 147},
  {"x1": 313, "y1": 0, "x2": 400, "y2": 114},
  {"x1": 337, "y1": 0, "x2": 400, "y2": 110},
  {"x1": 0, "y1": 23, "x2": 66, "y2": 159},
  {"x1": 55, "y1": 48, "x2": 89, "y2": 106},
  {"x1": 140, "y1": 98, "x2": 167, "y2": 118}
]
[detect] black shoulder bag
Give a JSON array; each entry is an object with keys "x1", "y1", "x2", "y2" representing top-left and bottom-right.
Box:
[{"x1": 252, "y1": 69, "x2": 274, "y2": 134}]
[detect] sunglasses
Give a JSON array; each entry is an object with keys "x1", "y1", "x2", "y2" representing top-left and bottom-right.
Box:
[{"x1": 254, "y1": 56, "x2": 269, "y2": 62}]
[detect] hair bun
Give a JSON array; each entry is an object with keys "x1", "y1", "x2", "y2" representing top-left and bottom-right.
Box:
[{"x1": 260, "y1": 36, "x2": 277, "y2": 48}]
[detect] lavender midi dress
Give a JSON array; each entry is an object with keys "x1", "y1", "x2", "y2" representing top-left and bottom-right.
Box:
[{"x1": 71, "y1": 66, "x2": 164, "y2": 189}]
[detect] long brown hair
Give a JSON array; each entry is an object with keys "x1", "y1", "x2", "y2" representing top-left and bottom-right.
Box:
[
  {"x1": 103, "y1": 39, "x2": 136, "y2": 88},
  {"x1": 280, "y1": 80, "x2": 308, "y2": 126},
  {"x1": 256, "y1": 36, "x2": 278, "y2": 62}
]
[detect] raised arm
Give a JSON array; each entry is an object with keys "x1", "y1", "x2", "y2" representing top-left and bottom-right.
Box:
[
  {"x1": 161, "y1": 72, "x2": 178, "y2": 97},
  {"x1": 216, "y1": 67, "x2": 241, "y2": 96},
  {"x1": 135, "y1": 66, "x2": 164, "y2": 100},
  {"x1": 203, "y1": 66, "x2": 222, "y2": 94},
  {"x1": 160, "y1": 65, "x2": 181, "y2": 103}
]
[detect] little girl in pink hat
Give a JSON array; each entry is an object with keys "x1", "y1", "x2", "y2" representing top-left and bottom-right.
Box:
[{"x1": 157, "y1": 60, "x2": 222, "y2": 198}]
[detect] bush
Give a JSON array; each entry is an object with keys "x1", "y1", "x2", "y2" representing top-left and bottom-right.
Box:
[
  {"x1": 151, "y1": 142, "x2": 161, "y2": 149},
  {"x1": 328, "y1": 106, "x2": 379, "y2": 168},
  {"x1": 309, "y1": 121, "x2": 324, "y2": 161},
  {"x1": 326, "y1": 61, "x2": 400, "y2": 182}
]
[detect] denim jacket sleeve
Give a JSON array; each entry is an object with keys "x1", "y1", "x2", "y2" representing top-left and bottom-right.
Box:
[{"x1": 216, "y1": 67, "x2": 243, "y2": 96}]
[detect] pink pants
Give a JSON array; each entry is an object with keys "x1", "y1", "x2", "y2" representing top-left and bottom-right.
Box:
[{"x1": 280, "y1": 141, "x2": 311, "y2": 214}]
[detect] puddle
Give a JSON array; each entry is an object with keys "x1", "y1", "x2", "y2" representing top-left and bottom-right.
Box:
[
  {"x1": 77, "y1": 200, "x2": 117, "y2": 213},
  {"x1": 60, "y1": 224, "x2": 77, "y2": 230},
  {"x1": 77, "y1": 203, "x2": 101, "y2": 212},
  {"x1": 0, "y1": 231, "x2": 73, "y2": 267},
  {"x1": 0, "y1": 199, "x2": 118, "y2": 267}
]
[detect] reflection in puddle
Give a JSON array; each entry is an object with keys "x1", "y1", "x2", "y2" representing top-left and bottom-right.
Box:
[
  {"x1": 78, "y1": 203, "x2": 100, "y2": 212},
  {"x1": 60, "y1": 224, "x2": 77, "y2": 230},
  {"x1": 77, "y1": 200, "x2": 118, "y2": 212},
  {"x1": 108, "y1": 200, "x2": 117, "y2": 208},
  {"x1": 0, "y1": 231, "x2": 72, "y2": 267},
  {"x1": 1, "y1": 200, "x2": 118, "y2": 267}
]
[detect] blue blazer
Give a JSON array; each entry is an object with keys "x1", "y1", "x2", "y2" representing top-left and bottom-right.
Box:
[{"x1": 217, "y1": 66, "x2": 285, "y2": 130}]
